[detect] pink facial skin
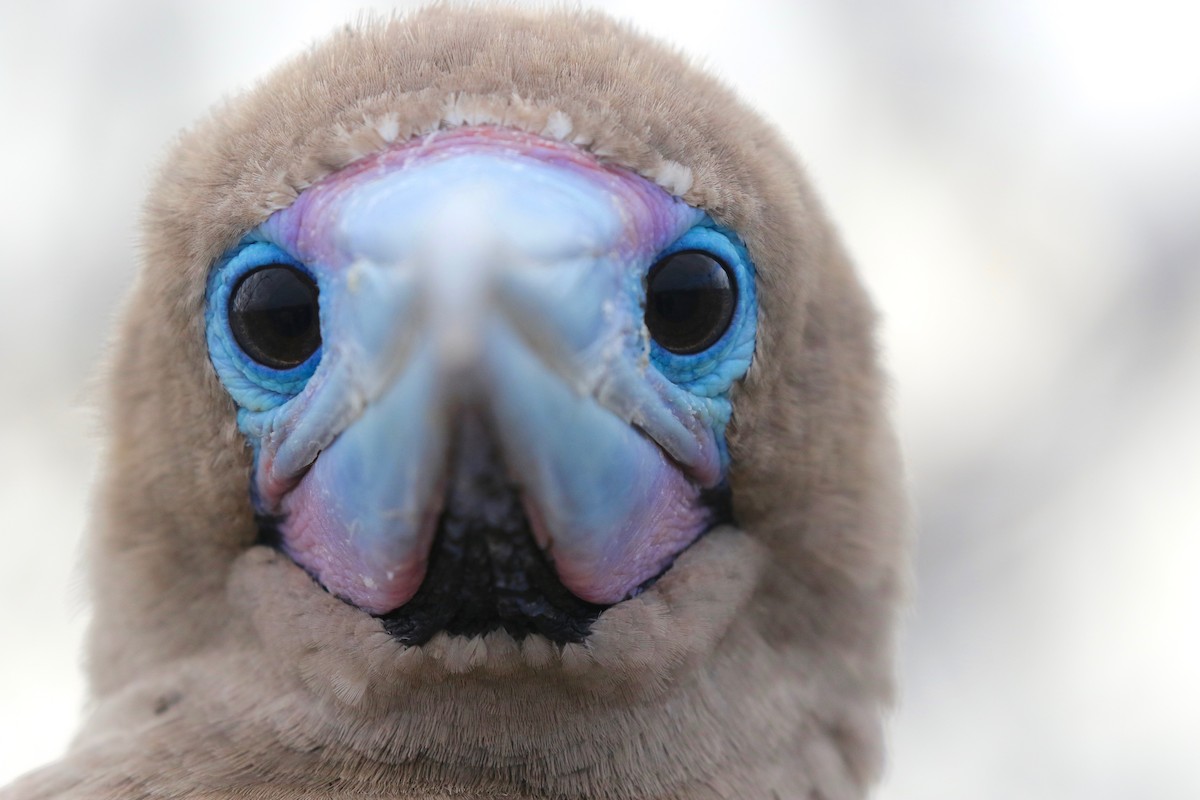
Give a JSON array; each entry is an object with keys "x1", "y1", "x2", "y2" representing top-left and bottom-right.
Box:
[{"x1": 226, "y1": 126, "x2": 731, "y2": 615}]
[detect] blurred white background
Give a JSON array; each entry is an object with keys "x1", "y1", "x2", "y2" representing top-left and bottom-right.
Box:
[{"x1": 2, "y1": 1, "x2": 1198, "y2": 797}]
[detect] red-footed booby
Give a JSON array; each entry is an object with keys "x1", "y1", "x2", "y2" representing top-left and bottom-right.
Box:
[{"x1": 2, "y1": 7, "x2": 907, "y2": 799}]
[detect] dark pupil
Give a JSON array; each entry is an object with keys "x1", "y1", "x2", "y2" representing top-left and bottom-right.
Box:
[
  {"x1": 645, "y1": 251, "x2": 737, "y2": 355},
  {"x1": 229, "y1": 265, "x2": 321, "y2": 369}
]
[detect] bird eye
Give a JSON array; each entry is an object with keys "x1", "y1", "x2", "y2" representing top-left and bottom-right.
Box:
[
  {"x1": 645, "y1": 250, "x2": 737, "y2": 355},
  {"x1": 228, "y1": 265, "x2": 321, "y2": 369}
]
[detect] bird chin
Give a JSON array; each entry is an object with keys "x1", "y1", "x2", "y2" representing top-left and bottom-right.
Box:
[
  {"x1": 230, "y1": 524, "x2": 765, "y2": 695},
  {"x1": 257, "y1": 409, "x2": 730, "y2": 646}
]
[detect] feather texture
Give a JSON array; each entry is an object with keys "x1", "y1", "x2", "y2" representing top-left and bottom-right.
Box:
[{"x1": 1, "y1": 7, "x2": 907, "y2": 799}]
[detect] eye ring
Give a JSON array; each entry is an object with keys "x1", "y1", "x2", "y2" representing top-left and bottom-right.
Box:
[
  {"x1": 228, "y1": 264, "x2": 321, "y2": 370},
  {"x1": 644, "y1": 250, "x2": 738, "y2": 355}
]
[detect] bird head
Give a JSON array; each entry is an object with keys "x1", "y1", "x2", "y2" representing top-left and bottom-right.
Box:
[{"x1": 62, "y1": 8, "x2": 907, "y2": 800}]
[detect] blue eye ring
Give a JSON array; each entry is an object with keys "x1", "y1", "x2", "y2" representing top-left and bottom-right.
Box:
[
  {"x1": 646, "y1": 223, "x2": 757, "y2": 396},
  {"x1": 205, "y1": 240, "x2": 324, "y2": 412}
]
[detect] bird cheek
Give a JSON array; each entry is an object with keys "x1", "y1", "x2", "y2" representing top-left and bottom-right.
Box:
[
  {"x1": 481, "y1": 321, "x2": 717, "y2": 605},
  {"x1": 277, "y1": 460, "x2": 441, "y2": 615},
  {"x1": 522, "y1": 457, "x2": 713, "y2": 606},
  {"x1": 262, "y1": 341, "x2": 448, "y2": 615}
]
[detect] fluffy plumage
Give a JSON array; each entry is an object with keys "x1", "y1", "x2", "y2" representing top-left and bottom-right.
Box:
[{"x1": 1, "y1": 7, "x2": 907, "y2": 799}]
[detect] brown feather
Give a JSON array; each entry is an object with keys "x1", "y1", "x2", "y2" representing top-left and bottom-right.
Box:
[{"x1": 1, "y1": 7, "x2": 907, "y2": 799}]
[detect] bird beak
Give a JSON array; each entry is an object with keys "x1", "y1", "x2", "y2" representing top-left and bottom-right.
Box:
[{"x1": 239, "y1": 140, "x2": 722, "y2": 616}]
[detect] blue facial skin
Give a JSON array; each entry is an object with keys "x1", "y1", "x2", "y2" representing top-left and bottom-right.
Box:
[
  {"x1": 204, "y1": 134, "x2": 758, "y2": 612},
  {"x1": 646, "y1": 222, "x2": 758, "y2": 466}
]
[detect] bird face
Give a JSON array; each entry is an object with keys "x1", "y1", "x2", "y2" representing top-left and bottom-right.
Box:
[
  {"x1": 204, "y1": 126, "x2": 757, "y2": 643},
  {"x1": 3, "y1": 12, "x2": 903, "y2": 798}
]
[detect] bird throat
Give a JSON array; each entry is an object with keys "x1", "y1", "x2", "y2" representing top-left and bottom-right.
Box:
[{"x1": 376, "y1": 412, "x2": 607, "y2": 645}]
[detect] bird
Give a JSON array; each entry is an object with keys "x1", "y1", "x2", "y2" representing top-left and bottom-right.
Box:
[{"x1": 1, "y1": 7, "x2": 907, "y2": 800}]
